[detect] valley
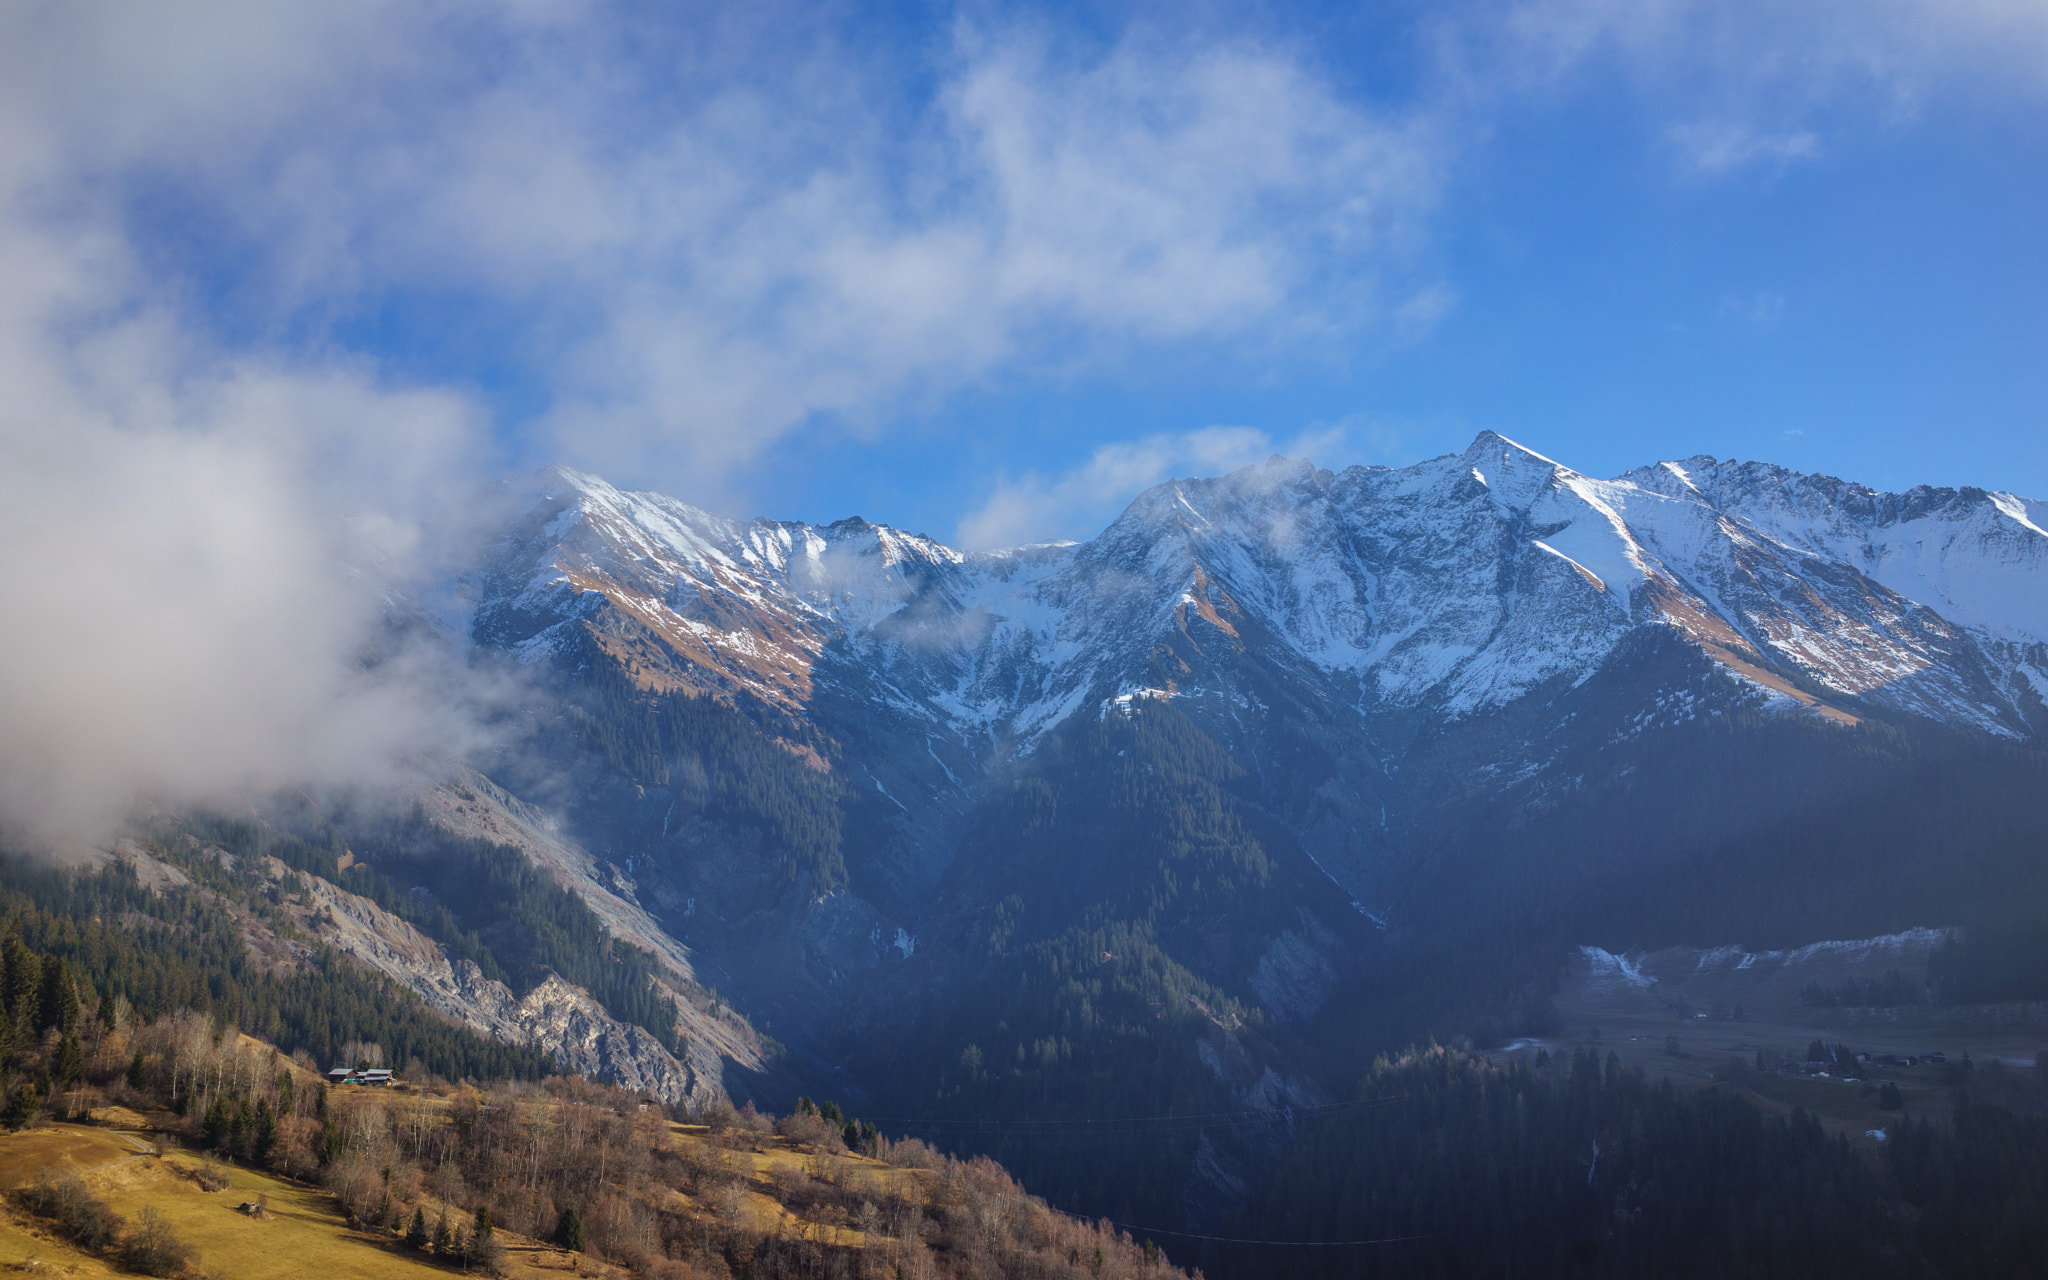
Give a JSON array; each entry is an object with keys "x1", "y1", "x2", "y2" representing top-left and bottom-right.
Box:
[{"x1": 1519, "y1": 931, "x2": 2048, "y2": 1142}]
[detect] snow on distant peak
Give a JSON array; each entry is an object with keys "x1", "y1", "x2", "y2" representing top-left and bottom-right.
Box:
[
  {"x1": 1990, "y1": 492, "x2": 2048, "y2": 540},
  {"x1": 1465, "y1": 429, "x2": 1565, "y2": 470},
  {"x1": 478, "y1": 439, "x2": 2047, "y2": 745},
  {"x1": 1657, "y1": 460, "x2": 1703, "y2": 494}
]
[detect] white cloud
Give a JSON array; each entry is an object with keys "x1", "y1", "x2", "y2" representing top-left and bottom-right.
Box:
[
  {"x1": 1668, "y1": 123, "x2": 1820, "y2": 176},
  {"x1": 1719, "y1": 290, "x2": 1788, "y2": 326},
  {"x1": 513, "y1": 30, "x2": 1442, "y2": 480},
  {"x1": 0, "y1": 1, "x2": 514, "y2": 845},
  {"x1": 0, "y1": 3, "x2": 1444, "y2": 841},
  {"x1": 1438, "y1": 0, "x2": 2048, "y2": 180},
  {"x1": 1393, "y1": 284, "x2": 1460, "y2": 340},
  {"x1": 9, "y1": 8, "x2": 1442, "y2": 488},
  {"x1": 955, "y1": 421, "x2": 1386, "y2": 549},
  {"x1": 958, "y1": 426, "x2": 1273, "y2": 550},
  {"x1": 1475, "y1": 0, "x2": 2048, "y2": 100},
  {"x1": 0, "y1": 0, "x2": 2040, "y2": 841}
]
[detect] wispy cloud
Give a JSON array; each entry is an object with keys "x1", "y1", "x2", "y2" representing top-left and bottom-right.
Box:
[
  {"x1": 5, "y1": 8, "x2": 1444, "y2": 487},
  {"x1": 1473, "y1": 0, "x2": 2048, "y2": 100},
  {"x1": 1437, "y1": 0, "x2": 2048, "y2": 177},
  {"x1": 1669, "y1": 123, "x2": 1820, "y2": 177},
  {"x1": 1720, "y1": 290, "x2": 1788, "y2": 326},
  {"x1": 0, "y1": 3, "x2": 1446, "y2": 840},
  {"x1": 0, "y1": 0, "x2": 2040, "y2": 840},
  {"x1": 956, "y1": 421, "x2": 1384, "y2": 549}
]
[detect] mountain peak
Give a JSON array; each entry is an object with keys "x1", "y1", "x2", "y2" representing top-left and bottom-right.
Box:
[
  {"x1": 1463, "y1": 430, "x2": 1565, "y2": 471},
  {"x1": 529, "y1": 462, "x2": 608, "y2": 493},
  {"x1": 475, "y1": 436, "x2": 2048, "y2": 741}
]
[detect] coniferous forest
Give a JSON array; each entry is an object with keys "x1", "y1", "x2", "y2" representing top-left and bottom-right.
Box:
[
  {"x1": 1222, "y1": 1046, "x2": 2048, "y2": 1280},
  {"x1": 0, "y1": 853, "x2": 550, "y2": 1083}
]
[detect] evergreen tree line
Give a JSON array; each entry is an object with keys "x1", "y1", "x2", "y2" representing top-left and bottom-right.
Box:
[
  {"x1": 858, "y1": 696, "x2": 2048, "y2": 1258},
  {"x1": 1312, "y1": 710, "x2": 2048, "y2": 1076},
  {"x1": 1214, "y1": 1045, "x2": 2048, "y2": 1280},
  {"x1": 1407, "y1": 711, "x2": 2048, "y2": 957},
  {"x1": 1799, "y1": 969, "x2": 1925, "y2": 1009},
  {"x1": 186, "y1": 812, "x2": 512, "y2": 986},
  {"x1": 0, "y1": 857, "x2": 549, "y2": 1084},
  {"x1": 948, "y1": 700, "x2": 1320, "y2": 956},
  {"x1": 1927, "y1": 923, "x2": 2048, "y2": 1004},
  {"x1": 560, "y1": 662, "x2": 849, "y2": 892},
  {"x1": 852, "y1": 701, "x2": 1336, "y2": 1234}
]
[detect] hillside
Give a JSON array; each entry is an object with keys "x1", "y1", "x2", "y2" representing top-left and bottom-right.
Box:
[
  {"x1": 5, "y1": 920, "x2": 2046, "y2": 1280},
  {"x1": 0, "y1": 926, "x2": 1195, "y2": 1280}
]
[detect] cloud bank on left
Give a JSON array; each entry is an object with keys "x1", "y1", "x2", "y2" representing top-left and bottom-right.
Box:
[
  {"x1": 0, "y1": 3, "x2": 501, "y2": 843},
  {"x1": 0, "y1": 0, "x2": 1444, "y2": 842}
]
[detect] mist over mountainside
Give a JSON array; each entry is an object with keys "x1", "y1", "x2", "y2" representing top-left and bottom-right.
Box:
[{"x1": 10, "y1": 432, "x2": 2048, "y2": 1269}]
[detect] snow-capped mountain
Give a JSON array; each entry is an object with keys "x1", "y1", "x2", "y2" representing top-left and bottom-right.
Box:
[
  {"x1": 477, "y1": 432, "x2": 2047, "y2": 753},
  {"x1": 381, "y1": 432, "x2": 2048, "y2": 1213},
  {"x1": 445, "y1": 432, "x2": 2048, "y2": 1043}
]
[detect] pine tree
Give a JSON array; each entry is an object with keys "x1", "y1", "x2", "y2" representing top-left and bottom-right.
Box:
[
  {"x1": 203, "y1": 1094, "x2": 232, "y2": 1147},
  {"x1": 2, "y1": 937, "x2": 37, "y2": 1025},
  {"x1": 463, "y1": 1203, "x2": 499, "y2": 1271},
  {"x1": 53, "y1": 1033, "x2": 82, "y2": 1088},
  {"x1": 2, "y1": 937, "x2": 38, "y2": 1067},
  {"x1": 127, "y1": 1049, "x2": 148, "y2": 1090},
  {"x1": 38, "y1": 957, "x2": 79, "y2": 1036},
  {"x1": 555, "y1": 1205, "x2": 583, "y2": 1251},
  {"x1": 2, "y1": 1084, "x2": 40, "y2": 1131},
  {"x1": 405, "y1": 1206, "x2": 429, "y2": 1250},
  {"x1": 431, "y1": 1205, "x2": 453, "y2": 1254},
  {"x1": 254, "y1": 1099, "x2": 278, "y2": 1161}
]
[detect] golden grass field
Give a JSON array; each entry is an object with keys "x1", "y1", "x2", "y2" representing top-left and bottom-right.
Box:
[
  {"x1": 0, "y1": 1102, "x2": 941, "y2": 1278},
  {"x1": 661, "y1": 1121, "x2": 927, "y2": 1247},
  {"x1": 0, "y1": 1121, "x2": 633, "y2": 1278}
]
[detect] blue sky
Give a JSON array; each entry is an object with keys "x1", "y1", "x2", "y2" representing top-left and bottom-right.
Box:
[
  {"x1": 0, "y1": 0, "x2": 2040, "y2": 839},
  {"x1": 2, "y1": 0, "x2": 2044, "y2": 549}
]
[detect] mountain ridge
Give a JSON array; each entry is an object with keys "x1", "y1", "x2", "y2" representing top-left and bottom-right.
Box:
[
  {"x1": 483, "y1": 433, "x2": 2046, "y2": 749},
  {"x1": 437, "y1": 432, "x2": 2048, "y2": 1082}
]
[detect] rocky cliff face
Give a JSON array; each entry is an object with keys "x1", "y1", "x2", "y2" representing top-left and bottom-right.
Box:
[{"x1": 267, "y1": 854, "x2": 729, "y2": 1106}]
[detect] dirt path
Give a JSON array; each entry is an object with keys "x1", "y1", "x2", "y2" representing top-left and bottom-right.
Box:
[{"x1": 82, "y1": 1131, "x2": 157, "y2": 1174}]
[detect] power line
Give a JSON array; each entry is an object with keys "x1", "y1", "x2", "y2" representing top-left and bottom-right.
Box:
[
  {"x1": 854, "y1": 1094, "x2": 1441, "y2": 1245},
  {"x1": 858, "y1": 1091, "x2": 1422, "y2": 1135},
  {"x1": 1106, "y1": 1222, "x2": 1435, "y2": 1248},
  {"x1": 1037, "y1": 1200, "x2": 1435, "y2": 1248}
]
